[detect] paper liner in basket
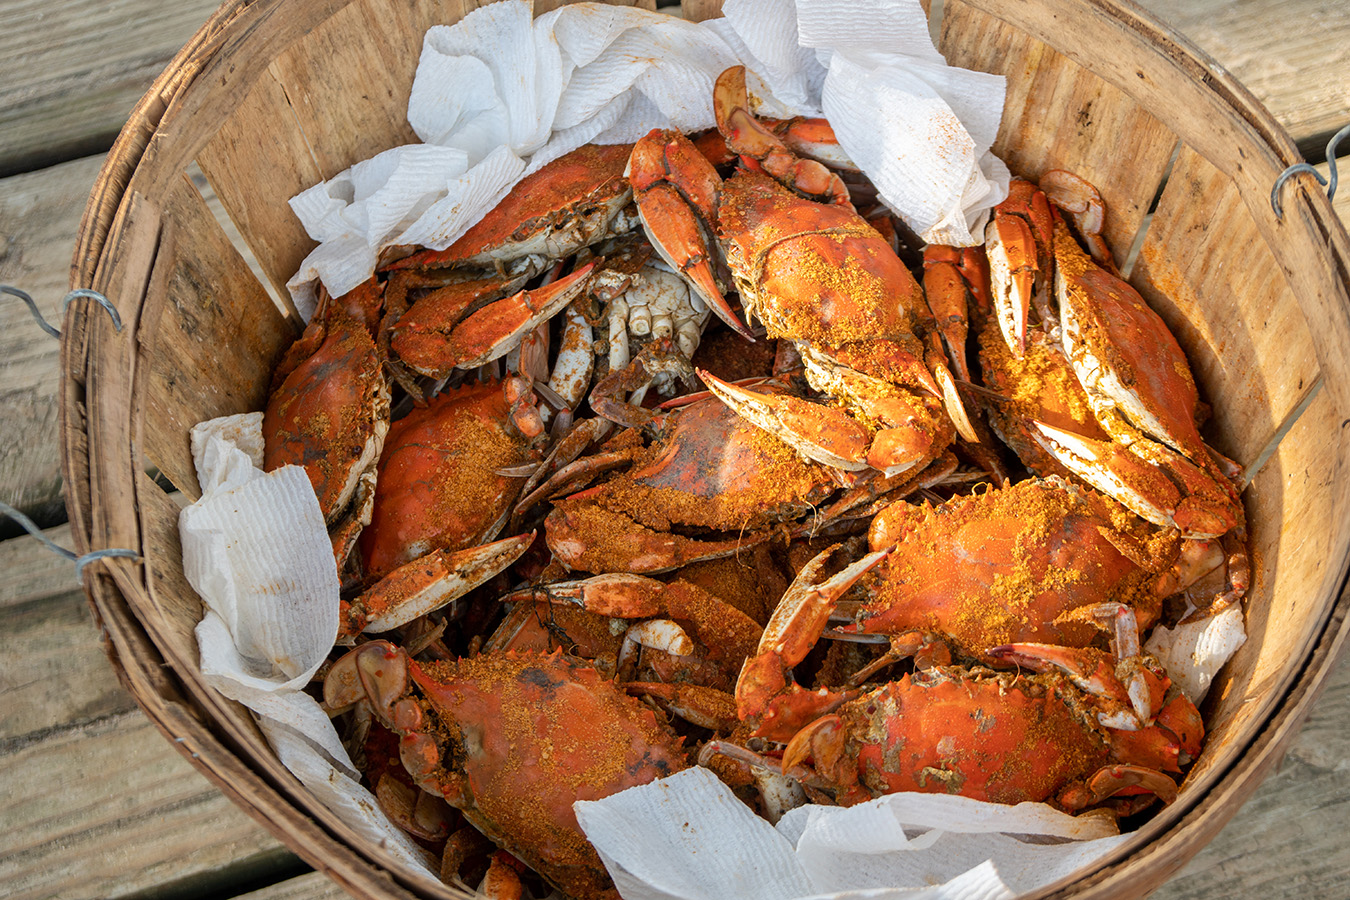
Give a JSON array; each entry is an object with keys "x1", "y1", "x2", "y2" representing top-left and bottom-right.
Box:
[{"x1": 285, "y1": 0, "x2": 1009, "y2": 317}]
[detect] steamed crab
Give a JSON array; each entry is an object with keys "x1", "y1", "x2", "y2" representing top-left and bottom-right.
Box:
[
  {"x1": 493, "y1": 572, "x2": 760, "y2": 732},
  {"x1": 850, "y1": 477, "x2": 1185, "y2": 669},
  {"x1": 329, "y1": 379, "x2": 544, "y2": 639},
  {"x1": 263, "y1": 278, "x2": 391, "y2": 566},
  {"x1": 725, "y1": 548, "x2": 1202, "y2": 814},
  {"x1": 327, "y1": 641, "x2": 686, "y2": 900},
  {"x1": 375, "y1": 140, "x2": 728, "y2": 408},
  {"x1": 542, "y1": 382, "x2": 843, "y2": 575},
  {"x1": 981, "y1": 173, "x2": 1244, "y2": 540},
  {"x1": 629, "y1": 66, "x2": 975, "y2": 481}
]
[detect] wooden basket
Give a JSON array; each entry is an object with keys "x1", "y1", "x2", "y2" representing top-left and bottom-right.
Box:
[{"x1": 63, "y1": 0, "x2": 1350, "y2": 897}]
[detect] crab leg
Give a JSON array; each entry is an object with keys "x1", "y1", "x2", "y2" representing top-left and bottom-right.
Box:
[
  {"x1": 338, "y1": 532, "x2": 535, "y2": 638},
  {"x1": 1033, "y1": 420, "x2": 1237, "y2": 538},
  {"x1": 985, "y1": 179, "x2": 1053, "y2": 355},
  {"x1": 714, "y1": 66, "x2": 853, "y2": 211},
  {"x1": 737, "y1": 545, "x2": 890, "y2": 740},
  {"x1": 921, "y1": 245, "x2": 975, "y2": 383},
  {"x1": 429, "y1": 261, "x2": 597, "y2": 371}
]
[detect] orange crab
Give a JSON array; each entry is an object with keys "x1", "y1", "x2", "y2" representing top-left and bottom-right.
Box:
[
  {"x1": 777, "y1": 658, "x2": 1196, "y2": 812},
  {"x1": 629, "y1": 66, "x2": 975, "y2": 480},
  {"x1": 852, "y1": 477, "x2": 1183, "y2": 668},
  {"x1": 382, "y1": 261, "x2": 596, "y2": 382},
  {"x1": 542, "y1": 383, "x2": 842, "y2": 575},
  {"x1": 983, "y1": 173, "x2": 1243, "y2": 539},
  {"x1": 383, "y1": 142, "x2": 640, "y2": 275},
  {"x1": 730, "y1": 550, "x2": 1201, "y2": 814},
  {"x1": 331, "y1": 641, "x2": 686, "y2": 900},
  {"x1": 263, "y1": 278, "x2": 391, "y2": 566},
  {"x1": 359, "y1": 379, "x2": 542, "y2": 581}
]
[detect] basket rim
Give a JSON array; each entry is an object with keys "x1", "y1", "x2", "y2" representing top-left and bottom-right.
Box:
[{"x1": 61, "y1": 0, "x2": 1350, "y2": 897}]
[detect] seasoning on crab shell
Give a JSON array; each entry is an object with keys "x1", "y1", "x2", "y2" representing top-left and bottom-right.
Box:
[
  {"x1": 359, "y1": 381, "x2": 536, "y2": 579},
  {"x1": 860, "y1": 478, "x2": 1172, "y2": 660},
  {"x1": 544, "y1": 392, "x2": 839, "y2": 574},
  {"x1": 836, "y1": 669, "x2": 1111, "y2": 806},
  {"x1": 376, "y1": 646, "x2": 687, "y2": 900}
]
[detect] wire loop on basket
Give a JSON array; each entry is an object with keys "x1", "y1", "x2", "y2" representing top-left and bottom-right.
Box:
[
  {"x1": 1271, "y1": 123, "x2": 1350, "y2": 220},
  {"x1": 0, "y1": 501, "x2": 140, "y2": 585},
  {"x1": 1, "y1": 284, "x2": 124, "y2": 338}
]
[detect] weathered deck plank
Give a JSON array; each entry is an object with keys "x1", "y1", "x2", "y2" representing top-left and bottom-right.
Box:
[
  {"x1": 0, "y1": 710, "x2": 296, "y2": 900},
  {"x1": 1134, "y1": 0, "x2": 1350, "y2": 155},
  {"x1": 0, "y1": 0, "x2": 224, "y2": 177}
]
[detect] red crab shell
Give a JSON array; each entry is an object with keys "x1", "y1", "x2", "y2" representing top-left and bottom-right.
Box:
[
  {"x1": 384, "y1": 647, "x2": 686, "y2": 899},
  {"x1": 262, "y1": 305, "x2": 389, "y2": 523},
  {"x1": 359, "y1": 380, "x2": 534, "y2": 579},
  {"x1": 384, "y1": 142, "x2": 636, "y2": 272},
  {"x1": 860, "y1": 477, "x2": 1172, "y2": 659},
  {"x1": 544, "y1": 390, "x2": 839, "y2": 574},
  {"x1": 786, "y1": 665, "x2": 1190, "y2": 812},
  {"x1": 819, "y1": 668, "x2": 1110, "y2": 806}
]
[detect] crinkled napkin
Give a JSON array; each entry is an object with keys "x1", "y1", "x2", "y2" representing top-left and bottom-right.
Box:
[
  {"x1": 286, "y1": 0, "x2": 1010, "y2": 317},
  {"x1": 181, "y1": 1, "x2": 1244, "y2": 897}
]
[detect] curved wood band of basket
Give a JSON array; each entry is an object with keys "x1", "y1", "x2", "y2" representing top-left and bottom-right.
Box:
[{"x1": 61, "y1": 0, "x2": 1350, "y2": 898}]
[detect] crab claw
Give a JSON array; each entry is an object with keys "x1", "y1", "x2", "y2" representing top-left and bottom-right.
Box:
[
  {"x1": 738, "y1": 545, "x2": 889, "y2": 740},
  {"x1": 713, "y1": 66, "x2": 853, "y2": 210},
  {"x1": 989, "y1": 640, "x2": 1169, "y2": 730},
  {"x1": 425, "y1": 261, "x2": 597, "y2": 371},
  {"x1": 700, "y1": 367, "x2": 944, "y2": 477},
  {"x1": 781, "y1": 714, "x2": 851, "y2": 785},
  {"x1": 625, "y1": 682, "x2": 740, "y2": 732},
  {"x1": 699, "y1": 369, "x2": 873, "y2": 471},
  {"x1": 544, "y1": 499, "x2": 770, "y2": 574},
  {"x1": 985, "y1": 212, "x2": 1033, "y2": 355},
  {"x1": 1039, "y1": 169, "x2": 1114, "y2": 273},
  {"x1": 339, "y1": 532, "x2": 536, "y2": 638},
  {"x1": 921, "y1": 245, "x2": 975, "y2": 383},
  {"x1": 1032, "y1": 420, "x2": 1180, "y2": 525},
  {"x1": 629, "y1": 129, "x2": 754, "y2": 340},
  {"x1": 1032, "y1": 420, "x2": 1237, "y2": 539}
]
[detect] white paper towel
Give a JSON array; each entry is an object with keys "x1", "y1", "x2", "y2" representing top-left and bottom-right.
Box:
[
  {"x1": 286, "y1": 0, "x2": 1007, "y2": 315},
  {"x1": 575, "y1": 768, "x2": 1131, "y2": 900},
  {"x1": 180, "y1": 414, "x2": 447, "y2": 887}
]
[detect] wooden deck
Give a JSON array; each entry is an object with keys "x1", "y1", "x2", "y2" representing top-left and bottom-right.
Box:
[{"x1": 2, "y1": 1, "x2": 1348, "y2": 898}]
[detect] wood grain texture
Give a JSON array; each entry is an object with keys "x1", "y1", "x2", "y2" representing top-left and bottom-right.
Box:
[
  {"x1": 235, "y1": 872, "x2": 350, "y2": 900},
  {"x1": 0, "y1": 710, "x2": 295, "y2": 900},
  {"x1": 138, "y1": 175, "x2": 297, "y2": 499},
  {"x1": 940, "y1": 1, "x2": 1178, "y2": 263},
  {"x1": 0, "y1": 523, "x2": 77, "y2": 609},
  {"x1": 0, "y1": 0, "x2": 224, "y2": 177},
  {"x1": 0, "y1": 587, "x2": 136, "y2": 742},
  {"x1": 1, "y1": 3, "x2": 1347, "y2": 900},
  {"x1": 1132, "y1": 0, "x2": 1350, "y2": 155}
]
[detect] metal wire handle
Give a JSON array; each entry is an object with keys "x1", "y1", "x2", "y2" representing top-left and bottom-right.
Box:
[
  {"x1": 1, "y1": 501, "x2": 140, "y2": 585},
  {"x1": 1, "y1": 284, "x2": 137, "y2": 581},
  {"x1": 1, "y1": 284, "x2": 124, "y2": 337},
  {"x1": 1271, "y1": 123, "x2": 1350, "y2": 220}
]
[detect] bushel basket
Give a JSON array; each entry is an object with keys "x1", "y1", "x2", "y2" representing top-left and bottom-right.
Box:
[{"x1": 63, "y1": 0, "x2": 1350, "y2": 897}]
